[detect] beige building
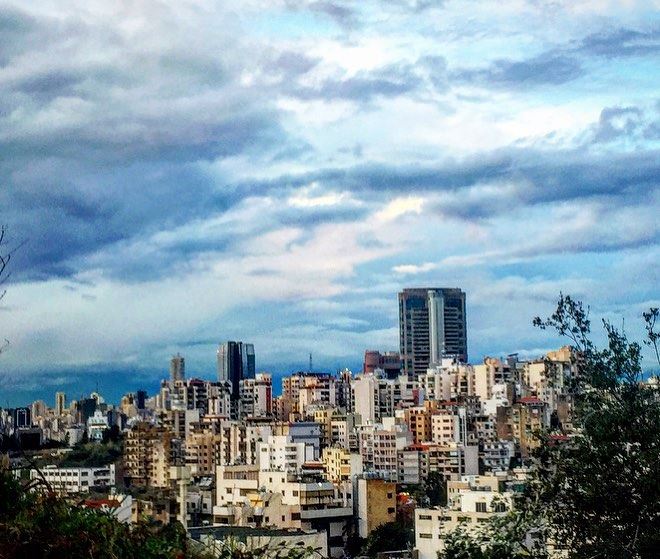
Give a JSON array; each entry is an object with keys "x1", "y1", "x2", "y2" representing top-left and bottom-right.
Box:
[
  {"x1": 123, "y1": 422, "x2": 172, "y2": 487},
  {"x1": 214, "y1": 465, "x2": 352, "y2": 558},
  {"x1": 431, "y1": 411, "x2": 462, "y2": 444},
  {"x1": 185, "y1": 426, "x2": 222, "y2": 476},
  {"x1": 415, "y1": 475, "x2": 514, "y2": 559},
  {"x1": 323, "y1": 446, "x2": 363, "y2": 483},
  {"x1": 356, "y1": 477, "x2": 397, "y2": 538},
  {"x1": 472, "y1": 357, "x2": 511, "y2": 402}
]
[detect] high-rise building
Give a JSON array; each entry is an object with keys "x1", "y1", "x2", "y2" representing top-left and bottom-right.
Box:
[
  {"x1": 55, "y1": 392, "x2": 66, "y2": 417},
  {"x1": 170, "y1": 353, "x2": 185, "y2": 382},
  {"x1": 399, "y1": 288, "x2": 467, "y2": 378},
  {"x1": 241, "y1": 343, "x2": 255, "y2": 380},
  {"x1": 136, "y1": 390, "x2": 147, "y2": 410},
  {"x1": 11, "y1": 407, "x2": 31, "y2": 429},
  {"x1": 217, "y1": 341, "x2": 255, "y2": 400}
]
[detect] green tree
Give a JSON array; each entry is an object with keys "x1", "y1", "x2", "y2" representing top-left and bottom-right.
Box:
[
  {"x1": 0, "y1": 465, "x2": 188, "y2": 559},
  {"x1": 422, "y1": 470, "x2": 446, "y2": 507},
  {"x1": 362, "y1": 521, "x2": 412, "y2": 558},
  {"x1": 439, "y1": 295, "x2": 660, "y2": 559},
  {"x1": 525, "y1": 295, "x2": 660, "y2": 558}
]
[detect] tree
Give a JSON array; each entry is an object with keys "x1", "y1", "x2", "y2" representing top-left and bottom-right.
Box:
[
  {"x1": 439, "y1": 294, "x2": 660, "y2": 559},
  {"x1": 422, "y1": 470, "x2": 446, "y2": 507},
  {"x1": 525, "y1": 295, "x2": 660, "y2": 558},
  {"x1": 0, "y1": 464, "x2": 189, "y2": 559},
  {"x1": 361, "y1": 521, "x2": 412, "y2": 558}
]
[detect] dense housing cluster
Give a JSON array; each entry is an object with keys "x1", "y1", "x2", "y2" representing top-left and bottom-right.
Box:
[{"x1": 3, "y1": 287, "x2": 635, "y2": 557}]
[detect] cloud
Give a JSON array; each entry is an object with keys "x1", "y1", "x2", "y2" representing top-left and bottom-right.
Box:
[
  {"x1": 392, "y1": 262, "x2": 437, "y2": 275},
  {"x1": 1, "y1": 0, "x2": 658, "y2": 397},
  {"x1": 375, "y1": 196, "x2": 425, "y2": 221},
  {"x1": 454, "y1": 52, "x2": 584, "y2": 88},
  {"x1": 292, "y1": 62, "x2": 423, "y2": 101},
  {"x1": 578, "y1": 27, "x2": 660, "y2": 58}
]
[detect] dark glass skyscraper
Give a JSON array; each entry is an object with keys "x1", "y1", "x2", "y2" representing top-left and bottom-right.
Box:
[
  {"x1": 217, "y1": 341, "x2": 255, "y2": 400},
  {"x1": 399, "y1": 287, "x2": 467, "y2": 378}
]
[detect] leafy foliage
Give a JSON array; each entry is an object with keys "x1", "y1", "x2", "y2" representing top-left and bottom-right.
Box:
[
  {"x1": 191, "y1": 536, "x2": 319, "y2": 559},
  {"x1": 0, "y1": 466, "x2": 188, "y2": 559},
  {"x1": 59, "y1": 440, "x2": 123, "y2": 468},
  {"x1": 361, "y1": 521, "x2": 412, "y2": 558},
  {"x1": 526, "y1": 297, "x2": 660, "y2": 558},
  {"x1": 440, "y1": 295, "x2": 660, "y2": 558},
  {"x1": 422, "y1": 470, "x2": 446, "y2": 507}
]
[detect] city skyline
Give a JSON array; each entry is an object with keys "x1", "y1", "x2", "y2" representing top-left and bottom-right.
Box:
[{"x1": 1, "y1": 1, "x2": 658, "y2": 406}]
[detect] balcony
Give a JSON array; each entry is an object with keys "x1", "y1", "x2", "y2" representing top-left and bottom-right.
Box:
[{"x1": 300, "y1": 505, "x2": 352, "y2": 520}]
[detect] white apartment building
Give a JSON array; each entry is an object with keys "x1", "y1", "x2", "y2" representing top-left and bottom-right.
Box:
[
  {"x1": 415, "y1": 476, "x2": 513, "y2": 559},
  {"x1": 87, "y1": 410, "x2": 109, "y2": 441},
  {"x1": 239, "y1": 373, "x2": 273, "y2": 418},
  {"x1": 258, "y1": 435, "x2": 314, "y2": 473},
  {"x1": 351, "y1": 373, "x2": 418, "y2": 425},
  {"x1": 32, "y1": 464, "x2": 115, "y2": 494}
]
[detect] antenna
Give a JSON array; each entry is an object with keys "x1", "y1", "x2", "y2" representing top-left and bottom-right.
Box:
[{"x1": 309, "y1": 352, "x2": 313, "y2": 373}]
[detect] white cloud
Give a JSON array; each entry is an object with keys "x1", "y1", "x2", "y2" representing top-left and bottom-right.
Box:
[
  {"x1": 392, "y1": 262, "x2": 437, "y2": 275},
  {"x1": 375, "y1": 196, "x2": 425, "y2": 221}
]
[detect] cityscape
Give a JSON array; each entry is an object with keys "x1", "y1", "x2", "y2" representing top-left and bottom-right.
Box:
[
  {"x1": 1, "y1": 1, "x2": 658, "y2": 558},
  {"x1": 3, "y1": 287, "x2": 657, "y2": 557}
]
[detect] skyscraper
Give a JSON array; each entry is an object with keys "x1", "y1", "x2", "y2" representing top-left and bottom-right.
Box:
[
  {"x1": 170, "y1": 353, "x2": 185, "y2": 382},
  {"x1": 217, "y1": 341, "x2": 255, "y2": 400},
  {"x1": 399, "y1": 287, "x2": 467, "y2": 378},
  {"x1": 55, "y1": 391, "x2": 66, "y2": 417}
]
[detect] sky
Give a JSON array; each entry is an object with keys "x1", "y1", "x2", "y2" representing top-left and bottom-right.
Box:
[{"x1": 0, "y1": 0, "x2": 659, "y2": 406}]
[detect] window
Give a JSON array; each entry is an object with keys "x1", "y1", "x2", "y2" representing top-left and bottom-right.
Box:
[
  {"x1": 418, "y1": 533, "x2": 432, "y2": 539},
  {"x1": 418, "y1": 514, "x2": 432, "y2": 520},
  {"x1": 476, "y1": 502, "x2": 487, "y2": 513},
  {"x1": 226, "y1": 488, "x2": 232, "y2": 494},
  {"x1": 387, "y1": 507, "x2": 395, "y2": 514},
  {"x1": 291, "y1": 512, "x2": 301, "y2": 520}
]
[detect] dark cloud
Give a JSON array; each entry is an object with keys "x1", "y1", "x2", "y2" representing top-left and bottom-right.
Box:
[
  {"x1": 0, "y1": 7, "x2": 39, "y2": 64},
  {"x1": 0, "y1": 8, "x2": 308, "y2": 284},
  {"x1": 309, "y1": 1, "x2": 356, "y2": 26},
  {"x1": 293, "y1": 63, "x2": 421, "y2": 101},
  {"x1": 272, "y1": 51, "x2": 320, "y2": 75},
  {"x1": 590, "y1": 103, "x2": 660, "y2": 145},
  {"x1": 7, "y1": 101, "x2": 657, "y2": 284},
  {"x1": 449, "y1": 26, "x2": 658, "y2": 92},
  {"x1": 454, "y1": 52, "x2": 583, "y2": 88},
  {"x1": 578, "y1": 27, "x2": 660, "y2": 58},
  {"x1": 283, "y1": 0, "x2": 357, "y2": 28}
]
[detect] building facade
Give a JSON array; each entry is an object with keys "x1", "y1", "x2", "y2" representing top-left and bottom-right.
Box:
[{"x1": 399, "y1": 288, "x2": 467, "y2": 377}]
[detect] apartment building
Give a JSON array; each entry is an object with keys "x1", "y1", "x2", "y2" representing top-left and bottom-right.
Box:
[
  {"x1": 323, "y1": 446, "x2": 363, "y2": 483},
  {"x1": 239, "y1": 373, "x2": 273, "y2": 419},
  {"x1": 415, "y1": 475, "x2": 513, "y2": 559},
  {"x1": 123, "y1": 422, "x2": 172, "y2": 488},
  {"x1": 31, "y1": 464, "x2": 115, "y2": 494},
  {"x1": 356, "y1": 477, "x2": 397, "y2": 538},
  {"x1": 258, "y1": 435, "x2": 314, "y2": 473}
]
